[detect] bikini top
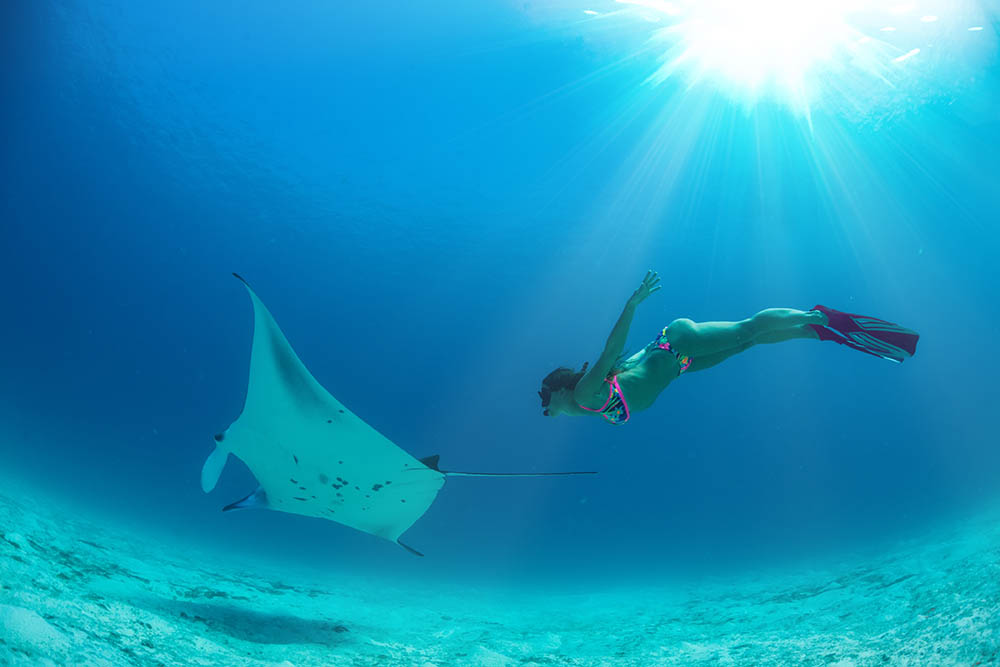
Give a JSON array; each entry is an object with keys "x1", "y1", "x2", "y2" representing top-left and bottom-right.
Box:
[
  {"x1": 577, "y1": 327, "x2": 692, "y2": 426},
  {"x1": 578, "y1": 375, "x2": 630, "y2": 425}
]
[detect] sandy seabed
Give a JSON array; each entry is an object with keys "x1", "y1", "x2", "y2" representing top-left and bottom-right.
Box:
[{"x1": 1, "y1": 478, "x2": 998, "y2": 666}]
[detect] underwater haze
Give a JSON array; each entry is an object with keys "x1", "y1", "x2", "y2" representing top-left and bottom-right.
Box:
[{"x1": 2, "y1": 0, "x2": 1000, "y2": 664}]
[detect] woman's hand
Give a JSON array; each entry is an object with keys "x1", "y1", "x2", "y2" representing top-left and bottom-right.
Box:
[{"x1": 628, "y1": 270, "x2": 661, "y2": 307}]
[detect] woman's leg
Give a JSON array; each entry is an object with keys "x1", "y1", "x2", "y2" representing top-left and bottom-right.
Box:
[
  {"x1": 667, "y1": 308, "x2": 825, "y2": 358},
  {"x1": 686, "y1": 325, "x2": 818, "y2": 373}
]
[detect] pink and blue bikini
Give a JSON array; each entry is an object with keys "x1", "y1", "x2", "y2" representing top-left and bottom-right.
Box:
[
  {"x1": 578, "y1": 374, "x2": 630, "y2": 425},
  {"x1": 654, "y1": 325, "x2": 693, "y2": 373},
  {"x1": 579, "y1": 326, "x2": 692, "y2": 425}
]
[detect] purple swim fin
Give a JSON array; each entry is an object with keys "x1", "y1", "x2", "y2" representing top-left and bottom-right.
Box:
[{"x1": 809, "y1": 305, "x2": 919, "y2": 363}]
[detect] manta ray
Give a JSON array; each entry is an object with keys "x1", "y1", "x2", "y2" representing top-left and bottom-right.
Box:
[{"x1": 201, "y1": 274, "x2": 593, "y2": 556}]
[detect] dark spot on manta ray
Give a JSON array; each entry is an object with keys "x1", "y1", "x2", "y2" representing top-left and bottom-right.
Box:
[
  {"x1": 339, "y1": 409, "x2": 344, "y2": 413},
  {"x1": 299, "y1": 486, "x2": 307, "y2": 491},
  {"x1": 327, "y1": 419, "x2": 332, "y2": 423},
  {"x1": 385, "y1": 481, "x2": 392, "y2": 485},
  {"x1": 372, "y1": 484, "x2": 383, "y2": 492},
  {"x1": 293, "y1": 455, "x2": 299, "y2": 464},
  {"x1": 400, "y1": 499, "x2": 406, "y2": 503},
  {"x1": 289, "y1": 478, "x2": 298, "y2": 484},
  {"x1": 294, "y1": 497, "x2": 308, "y2": 501},
  {"x1": 214, "y1": 433, "x2": 225, "y2": 442},
  {"x1": 338, "y1": 460, "x2": 343, "y2": 465},
  {"x1": 355, "y1": 486, "x2": 360, "y2": 491},
  {"x1": 311, "y1": 495, "x2": 317, "y2": 499},
  {"x1": 319, "y1": 474, "x2": 329, "y2": 484}
]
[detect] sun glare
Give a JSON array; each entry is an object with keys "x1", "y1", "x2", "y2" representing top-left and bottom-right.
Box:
[
  {"x1": 610, "y1": 0, "x2": 996, "y2": 115},
  {"x1": 653, "y1": 0, "x2": 853, "y2": 92}
]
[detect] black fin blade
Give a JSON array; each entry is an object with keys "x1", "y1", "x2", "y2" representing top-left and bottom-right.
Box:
[
  {"x1": 397, "y1": 540, "x2": 424, "y2": 557},
  {"x1": 419, "y1": 455, "x2": 441, "y2": 471}
]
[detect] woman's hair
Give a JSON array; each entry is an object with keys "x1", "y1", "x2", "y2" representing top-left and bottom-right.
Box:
[
  {"x1": 539, "y1": 349, "x2": 643, "y2": 407},
  {"x1": 538, "y1": 362, "x2": 589, "y2": 408}
]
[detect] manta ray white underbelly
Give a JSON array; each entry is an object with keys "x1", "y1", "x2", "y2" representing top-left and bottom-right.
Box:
[
  {"x1": 201, "y1": 274, "x2": 446, "y2": 555},
  {"x1": 200, "y1": 274, "x2": 594, "y2": 556}
]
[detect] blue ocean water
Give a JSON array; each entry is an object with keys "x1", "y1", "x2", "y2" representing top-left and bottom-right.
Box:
[{"x1": 2, "y1": 0, "x2": 1000, "y2": 662}]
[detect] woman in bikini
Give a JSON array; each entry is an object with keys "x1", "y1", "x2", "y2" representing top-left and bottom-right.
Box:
[{"x1": 539, "y1": 270, "x2": 919, "y2": 424}]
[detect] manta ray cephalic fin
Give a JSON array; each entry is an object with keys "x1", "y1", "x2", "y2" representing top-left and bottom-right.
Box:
[
  {"x1": 223, "y1": 487, "x2": 269, "y2": 512},
  {"x1": 201, "y1": 440, "x2": 230, "y2": 493}
]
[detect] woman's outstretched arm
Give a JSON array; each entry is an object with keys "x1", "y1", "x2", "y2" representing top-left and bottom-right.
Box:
[{"x1": 574, "y1": 270, "x2": 661, "y2": 403}]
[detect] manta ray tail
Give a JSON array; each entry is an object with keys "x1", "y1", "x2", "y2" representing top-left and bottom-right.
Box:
[
  {"x1": 397, "y1": 540, "x2": 425, "y2": 557},
  {"x1": 419, "y1": 454, "x2": 596, "y2": 477},
  {"x1": 201, "y1": 438, "x2": 230, "y2": 493},
  {"x1": 442, "y1": 470, "x2": 598, "y2": 477}
]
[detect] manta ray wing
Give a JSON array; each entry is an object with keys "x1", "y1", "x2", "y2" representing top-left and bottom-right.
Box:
[{"x1": 203, "y1": 274, "x2": 445, "y2": 545}]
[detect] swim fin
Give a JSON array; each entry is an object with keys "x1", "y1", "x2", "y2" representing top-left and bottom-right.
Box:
[{"x1": 809, "y1": 305, "x2": 919, "y2": 363}]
